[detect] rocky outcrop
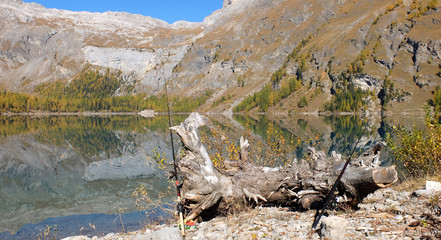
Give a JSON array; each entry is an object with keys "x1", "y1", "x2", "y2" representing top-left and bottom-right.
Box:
[
  {"x1": 353, "y1": 75, "x2": 382, "y2": 93},
  {"x1": 81, "y1": 45, "x2": 192, "y2": 93},
  {"x1": 403, "y1": 38, "x2": 441, "y2": 68}
]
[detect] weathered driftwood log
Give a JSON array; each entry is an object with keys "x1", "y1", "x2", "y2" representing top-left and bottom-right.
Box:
[{"x1": 171, "y1": 113, "x2": 398, "y2": 221}]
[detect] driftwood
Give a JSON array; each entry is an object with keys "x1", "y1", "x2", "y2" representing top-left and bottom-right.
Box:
[{"x1": 171, "y1": 113, "x2": 398, "y2": 221}]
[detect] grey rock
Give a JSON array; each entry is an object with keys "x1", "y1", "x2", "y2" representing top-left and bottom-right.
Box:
[
  {"x1": 132, "y1": 227, "x2": 181, "y2": 240},
  {"x1": 404, "y1": 38, "x2": 440, "y2": 69},
  {"x1": 413, "y1": 180, "x2": 441, "y2": 197},
  {"x1": 62, "y1": 236, "x2": 91, "y2": 240},
  {"x1": 394, "y1": 215, "x2": 404, "y2": 221},
  {"x1": 426, "y1": 180, "x2": 441, "y2": 191},
  {"x1": 223, "y1": 0, "x2": 234, "y2": 7},
  {"x1": 320, "y1": 216, "x2": 348, "y2": 240},
  {"x1": 353, "y1": 75, "x2": 382, "y2": 93},
  {"x1": 374, "y1": 58, "x2": 393, "y2": 69},
  {"x1": 428, "y1": 40, "x2": 441, "y2": 60}
]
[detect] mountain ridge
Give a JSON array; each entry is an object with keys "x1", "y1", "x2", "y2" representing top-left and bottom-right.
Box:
[{"x1": 1, "y1": 0, "x2": 440, "y2": 116}]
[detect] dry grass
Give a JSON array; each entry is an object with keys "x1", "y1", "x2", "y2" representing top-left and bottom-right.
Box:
[{"x1": 392, "y1": 175, "x2": 441, "y2": 192}]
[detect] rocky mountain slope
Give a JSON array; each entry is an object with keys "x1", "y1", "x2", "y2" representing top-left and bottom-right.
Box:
[{"x1": 0, "y1": 0, "x2": 440, "y2": 115}]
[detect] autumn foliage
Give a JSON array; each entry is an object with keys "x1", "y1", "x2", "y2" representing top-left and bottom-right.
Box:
[{"x1": 0, "y1": 67, "x2": 210, "y2": 113}]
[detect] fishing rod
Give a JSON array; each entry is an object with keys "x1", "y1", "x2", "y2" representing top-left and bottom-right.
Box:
[
  {"x1": 311, "y1": 121, "x2": 369, "y2": 230},
  {"x1": 163, "y1": 77, "x2": 186, "y2": 237}
]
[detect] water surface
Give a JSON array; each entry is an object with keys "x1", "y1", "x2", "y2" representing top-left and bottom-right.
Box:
[
  {"x1": 0, "y1": 113, "x2": 420, "y2": 238},
  {"x1": 0, "y1": 115, "x2": 183, "y2": 238}
]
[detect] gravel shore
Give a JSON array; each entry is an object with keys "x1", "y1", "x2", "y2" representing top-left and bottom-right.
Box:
[{"x1": 63, "y1": 183, "x2": 441, "y2": 240}]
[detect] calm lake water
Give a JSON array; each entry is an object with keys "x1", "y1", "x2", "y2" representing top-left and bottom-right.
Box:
[{"x1": 0, "y1": 113, "x2": 422, "y2": 239}]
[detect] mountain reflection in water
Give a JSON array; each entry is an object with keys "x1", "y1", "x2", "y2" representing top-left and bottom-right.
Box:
[
  {"x1": 0, "y1": 113, "x2": 409, "y2": 237},
  {"x1": 0, "y1": 115, "x2": 183, "y2": 236}
]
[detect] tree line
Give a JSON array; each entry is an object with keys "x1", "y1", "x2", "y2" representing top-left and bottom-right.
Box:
[
  {"x1": 0, "y1": 67, "x2": 211, "y2": 113},
  {"x1": 323, "y1": 73, "x2": 372, "y2": 112},
  {"x1": 233, "y1": 76, "x2": 303, "y2": 113}
]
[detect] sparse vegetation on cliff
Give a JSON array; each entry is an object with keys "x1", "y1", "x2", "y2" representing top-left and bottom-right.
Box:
[
  {"x1": 233, "y1": 34, "x2": 313, "y2": 113},
  {"x1": 407, "y1": 0, "x2": 438, "y2": 20}
]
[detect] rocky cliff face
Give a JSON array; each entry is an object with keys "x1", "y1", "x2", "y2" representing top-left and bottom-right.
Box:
[
  {"x1": 0, "y1": 0, "x2": 203, "y2": 94},
  {"x1": 0, "y1": 0, "x2": 440, "y2": 114}
]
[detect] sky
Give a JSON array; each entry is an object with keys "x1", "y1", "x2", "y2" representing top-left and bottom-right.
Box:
[{"x1": 22, "y1": 0, "x2": 224, "y2": 24}]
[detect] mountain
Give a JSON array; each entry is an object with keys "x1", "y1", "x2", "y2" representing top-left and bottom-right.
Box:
[{"x1": 0, "y1": 0, "x2": 440, "y2": 116}]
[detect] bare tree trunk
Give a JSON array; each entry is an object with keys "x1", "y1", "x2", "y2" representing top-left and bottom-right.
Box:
[{"x1": 171, "y1": 113, "x2": 398, "y2": 221}]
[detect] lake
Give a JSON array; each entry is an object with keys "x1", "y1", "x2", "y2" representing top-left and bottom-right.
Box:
[{"x1": 0, "y1": 113, "x2": 422, "y2": 239}]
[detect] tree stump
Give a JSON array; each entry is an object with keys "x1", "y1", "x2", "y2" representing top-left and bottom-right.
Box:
[{"x1": 171, "y1": 112, "x2": 398, "y2": 221}]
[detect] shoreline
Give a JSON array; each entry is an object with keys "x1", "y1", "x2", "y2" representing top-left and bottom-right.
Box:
[
  {"x1": 1, "y1": 112, "x2": 139, "y2": 116},
  {"x1": 63, "y1": 184, "x2": 441, "y2": 240},
  {"x1": 0, "y1": 111, "x2": 191, "y2": 117},
  {"x1": 0, "y1": 110, "x2": 425, "y2": 117}
]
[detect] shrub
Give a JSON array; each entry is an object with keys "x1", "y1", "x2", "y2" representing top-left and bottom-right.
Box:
[
  {"x1": 237, "y1": 75, "x2": 245, "y2": 87},
  {"x1": 386, "y1": 0, "x2": 403, "y2": 13},
  {"x1": 372, "y1": 37, "x2": 381, "y2": 53},
  {"x1": 373, "y1": 14, "x2": 382, "y2": 25},
  {"x1": 201, "y1": 119, "x2": 301, "y2": 168},
  {"x1": 233, "y1": 94, "x2": 257, "y2": 112},
  {"x1": 410, "y1": 0, "x2": 419, "y2": 10},
  {"x1": 270, "y1": 68, "x2": 287, "y2": 88},
  {"x1": 200, "y1": 125, "x2": 240, "y2": 169},
  {"x1": 387, "y1": 108, "x2": 441, "y2": 177}
]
